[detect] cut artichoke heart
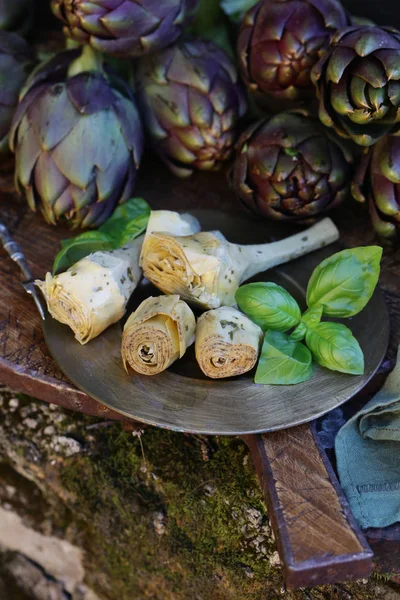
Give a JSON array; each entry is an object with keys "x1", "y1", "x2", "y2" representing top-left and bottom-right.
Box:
[
  {"x1": 141, "y1": 231, "x2": 232, "y2": 308},
  {"x1": 183, "y1": 246, "x2": 220, "y2": 277},
  {"x1": 122, "y1": 295, "x2": 196, "y2": 376},
  {"x1": 36, "y1": 238, "x2": 143, "y2": 345},
  {"x1": 37, "y1": 260, "x2": 127, "y2": 345},
  {"x1": 195, "y1": 307, "x2": 263, "y2": 379}
]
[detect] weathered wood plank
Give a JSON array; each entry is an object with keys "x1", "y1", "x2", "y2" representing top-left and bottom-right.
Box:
[{"x1": 245, "y1": 426, "x2": 373, "y2": 588}]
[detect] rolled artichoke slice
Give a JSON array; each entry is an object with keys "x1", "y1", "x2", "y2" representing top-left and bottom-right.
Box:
[
  {"x1": 37, "y1": 237, "x2": 144, "y2": 345},
  {"x1": 195, "y1": 307, "x2": 263, "y2": 379},
  {"x1": 141, "y1": 218, "x2": 339, "y2": 309},
  {"x1": 122, "y1": 295, "x2": 196, "y2": 376}
]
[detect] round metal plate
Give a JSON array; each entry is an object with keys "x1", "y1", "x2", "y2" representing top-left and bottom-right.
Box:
[{"x1": 43, "y1": 210, "x2": 390, "y2": 435}]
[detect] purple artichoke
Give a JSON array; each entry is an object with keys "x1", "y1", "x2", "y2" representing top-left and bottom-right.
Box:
[
  {"x1": 51, "y1": 0, "x2": 198, "y2": 58},
  {"x1": 231, "y1": 111, "x2": 354, "y2": 222},
  {"x1": 312, "y1": 26, "x2": 400, "y2": 146},
  {"x1": 238, "y1": 0, "x2": 349, "y2": 111},
  {"x1": 0, "y1": 0, "x2": 34, "y2": 36},
  {"x1": 10, "y1": 46, "x2": 144, "y2": 229},
  {"x1": 352, "y1": 137, "x2": 400, "y2": 240},
  {"x1": 136, "y1": 39, "x2": 247, "y2": 177},
  {"x1": 0, "y1": 32, "x2": 35, "y2": 158}
]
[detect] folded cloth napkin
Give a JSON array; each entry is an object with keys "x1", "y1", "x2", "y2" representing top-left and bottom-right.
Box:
[{"x1": 335, "y1": 347, "x2": 400, "y2": 529}]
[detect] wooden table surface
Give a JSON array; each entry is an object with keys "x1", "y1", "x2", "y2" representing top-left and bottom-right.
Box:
[{"x1": 1, "y1": 156, "x2": 400, "y2": 588}]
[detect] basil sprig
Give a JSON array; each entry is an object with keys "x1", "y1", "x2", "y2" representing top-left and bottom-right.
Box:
[
  {"x1": 235, "y1": 246, "x2": 382, "y2": 385},
  {"x1": 52, "y1": 198, "x2": 150, "y2": 274}
]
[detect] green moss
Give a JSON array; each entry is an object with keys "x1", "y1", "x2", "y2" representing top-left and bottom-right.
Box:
[{"x1": 60, "y1": 426, "x2": 279, "y2": 599}]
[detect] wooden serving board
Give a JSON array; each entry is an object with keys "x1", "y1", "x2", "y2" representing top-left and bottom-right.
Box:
[{"x1": 1, "y1": 156, "x2": 400, "y2": 588}]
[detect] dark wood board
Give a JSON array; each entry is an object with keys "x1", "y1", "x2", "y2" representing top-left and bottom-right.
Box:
[
  {"x1": 1, "y1": 157, "x2": 400, "y2": 586},
  {"x1": 245, "y1": 425, "x2": 373, "y2": 588}
]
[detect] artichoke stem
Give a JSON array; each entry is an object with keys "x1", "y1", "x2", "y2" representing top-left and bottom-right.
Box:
[
  {"x1": 66, "y1": 39, "x2": 82, "y2": 50},
  {"x1": 68, "y1": 44, "x2": 105, "y2": 77},
  {"x1": 238, "y1": 218, "x2": 339, "y2": 282}
]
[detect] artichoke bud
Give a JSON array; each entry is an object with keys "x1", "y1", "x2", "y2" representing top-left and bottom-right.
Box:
[
  {"x1": 136, "y1": 39, "x2": 247, "y2": 177},
  {"x1": 10, "y1": 45, "x2": 144, "y2": 229},
  {"x1": 352, "y1": 136, "x2": 400, "y2": 241},
  {"x1": 51, "y1": 0, "x2": 199, "y2": 59},
  {"x1": 231, "y1": 111, "x2": 354, "y2": 222},
  {"x1": 238, "y1": 0, "x2": 350, "y2": 111},
  {"x1": 312, "y1": 26, "x2": 400, "y2": 146}
]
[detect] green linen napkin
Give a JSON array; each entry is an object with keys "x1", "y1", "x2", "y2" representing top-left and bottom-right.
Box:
[{"x1": 335, "y1": 348, "x2": 400, "y2": 529}]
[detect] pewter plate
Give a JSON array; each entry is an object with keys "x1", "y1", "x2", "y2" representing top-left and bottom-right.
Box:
[{"x1": 42, "y1": 210, "x2": 389, "y2": 435}]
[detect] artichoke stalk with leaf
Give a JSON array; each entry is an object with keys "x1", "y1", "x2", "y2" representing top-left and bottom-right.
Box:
[
  {"x1": 51, "y1": 0, "x2": 198, "y2": 58},
  {"x1": 238, "y1": 0, "x2": 350, "y2": 111},
  {"x1": 312, "y1": 26, "x2": 400, "y2": 146},
  {"x1": 0, "y1": 0, "x2": 34, "y2": 36},
  {"x1": 0, "y1": 32, "x2": 35, "y2": 159},
  {"x1": 141, "y1": 218, "x2": 339, "y2": 309},
  {"x1": 352, "y1": 136, "x2": 400, "y2": 240},
  {"x1": 136, "y1": 39, "x2": 247, "y2": 177},
  {"x1": 231, "y1": 111, "x2": 354, "y2": 222},
  {"x1": 10, "y1": 45, "x2": 144, "y2": 229}
]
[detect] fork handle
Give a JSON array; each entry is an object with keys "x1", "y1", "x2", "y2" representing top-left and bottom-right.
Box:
[
  {"x1": 0, "y1": 222, "x2": 34, "y2": 280},
  {"x1": 0, "y1": 222, "x2": 47, "y2": 320}
]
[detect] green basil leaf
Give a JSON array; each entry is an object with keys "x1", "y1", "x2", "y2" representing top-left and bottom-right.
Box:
[
  {"x1": 99, "y1": 197, "x2": 150, "y2": 245},
  {"x1": 289, "y1": 322, "x2": 307, "y2": 342},
  {"x1": 301, "y1": 305, "x2": 323, "y2": 328},
  {"x1": 306, "y1": 246, "x2": 382, "y2": 317},
  {"x1": 255, "y1": 331, "x2": 314, "y2": 385},
  {"x1": 305, "y1": 322, "x2": 364, "y2": 375},
  {"x1": 53, "y1": 232, "x2": 115, "y2": 274},
  {"x1": 235, "y1": 282, "x2": 301, "y2": 332}
]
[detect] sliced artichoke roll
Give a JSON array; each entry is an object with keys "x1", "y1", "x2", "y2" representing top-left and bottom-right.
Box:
[
  {"x1": 122, "y1": 295, "x2": 196, "y2": 376},
  {"x1": 142, "y1": 218, "x2": 339, "y2": 309},
  {"x1": 195, "y1": 307, "x2": 263, "y2": 379},
  {"x1": 37, "y1": 237, "x2": 143, "y2": 345}
]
